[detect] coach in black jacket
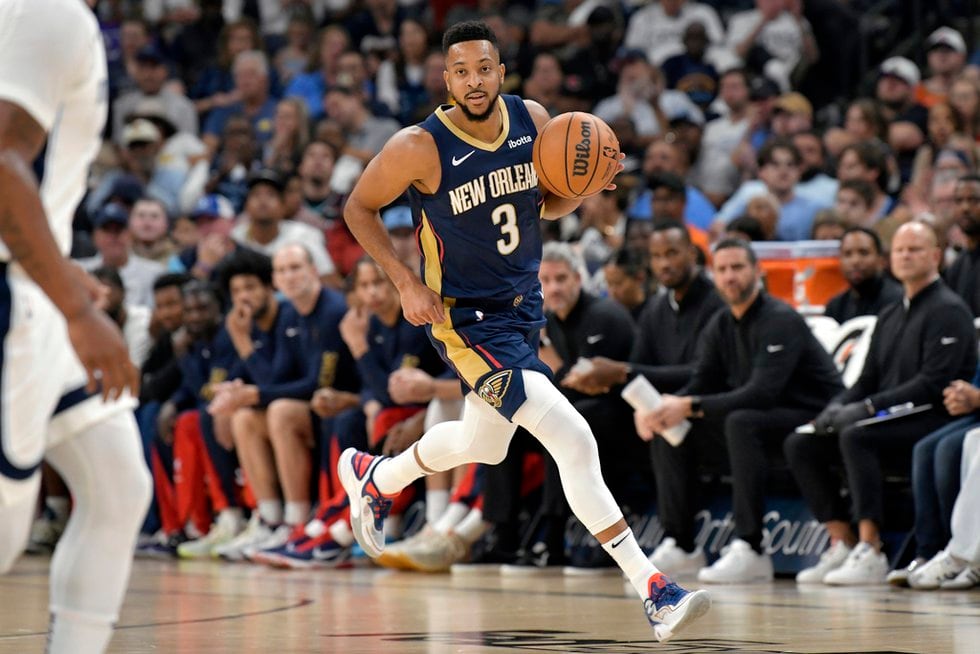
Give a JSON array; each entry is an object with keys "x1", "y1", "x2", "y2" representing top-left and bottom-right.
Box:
[
  {"x1": 566, "y1": 222, "x2": 726, "y2": 572},
  {"x1": 636, "y1": 239, "x2": 844, "y2": 583},
  {"x1": 785, "y1": 221, "x2": 977, "y2": 586}
]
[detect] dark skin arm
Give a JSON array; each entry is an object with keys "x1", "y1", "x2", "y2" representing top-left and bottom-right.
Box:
[{"x1": 0, "y1": 100, "x2": 138, "y2": 400}]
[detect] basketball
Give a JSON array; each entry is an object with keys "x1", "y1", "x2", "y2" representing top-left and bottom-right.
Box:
[{"x1": 532, "y1": 112, "x2": 620, "y2": 199}]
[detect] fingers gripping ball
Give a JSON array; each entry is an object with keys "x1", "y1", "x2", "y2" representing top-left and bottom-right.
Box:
[{"x1": 532, "y1": 112, "x2": 620, "y2": 199}]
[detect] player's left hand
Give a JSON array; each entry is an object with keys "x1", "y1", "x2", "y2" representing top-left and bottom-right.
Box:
[{"x1": 67, "y1": 305, "x2": 139, "y2": 401}]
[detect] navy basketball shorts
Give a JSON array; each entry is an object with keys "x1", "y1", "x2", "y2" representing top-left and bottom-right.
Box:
[{"x1": 427, "y1": 289, "x2": 552, "y2": 421}]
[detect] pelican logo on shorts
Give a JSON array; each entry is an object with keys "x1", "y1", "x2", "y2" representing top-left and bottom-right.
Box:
[
  {"x1": 573, "y1": 120, "x2": 592, "y2": 177},
  {"x1": 400, "y1": 354, "x2": 420, "y2": 369},
  {"x1": 478, "y1": 370, "x2": 513, "y2": 408},
  {"x1": 513, "y1": 294, "x2": 523, "y2": 307}
]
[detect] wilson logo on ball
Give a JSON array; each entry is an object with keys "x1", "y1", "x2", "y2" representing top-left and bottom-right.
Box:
[{"x1": 572, "y1": 120, "x2": 592, "y2": 177}]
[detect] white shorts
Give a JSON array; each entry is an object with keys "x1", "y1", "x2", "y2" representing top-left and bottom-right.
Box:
[{"x1": 0, "y1": 264, "x2": 134, "y2": 504}]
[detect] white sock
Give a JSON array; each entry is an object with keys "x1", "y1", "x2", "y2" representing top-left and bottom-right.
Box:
[
  {"x1": 433, "y1": 501, "x2": 470, "y2": 534},
  {"x1": 329, "y1": 520, "x2": 355, "y2": 547},
  {"x1": 374, "y1": 444, "x2": 430, "y2": 496},
  {"x1": 217, "y1": 507, "x2": 244, "y2": 529},
  {"x1": 425, "y1": 490, "x2": 450, "y2": 525},
  {"x1": 48, "y1": 608, "x2": 113, "y2": 654},
  {"x1": 283, "y1": 501, "x2": 310, "y2": 526},
  {"x1": 602, "y1": 527, "x2": 660, "y2": 598},
  {"x1": 257, "y1": 500, "x2": 283, "y2": 526},
  {"x1": 46, "y1": 497, "x2": 71, "y2": 524},
  {"x1": 452, "y1": 508, "x2": 487, "y2": 544}
]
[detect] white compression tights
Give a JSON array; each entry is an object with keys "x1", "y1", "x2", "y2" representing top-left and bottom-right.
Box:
[
  {"x1": 0, "y1": 411, "x2": 152, "y2": 654},
  {"x1": 381, "y1": 370, "x2": 623, "y2": 534}
]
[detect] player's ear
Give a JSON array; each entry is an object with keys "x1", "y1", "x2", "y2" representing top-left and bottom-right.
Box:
[
  {"x1": 499, "y1": 62, "x2": 506, "y2": 82},
  {"x1": 443, "y1": 69, "x2": 450, "y2": 91}
]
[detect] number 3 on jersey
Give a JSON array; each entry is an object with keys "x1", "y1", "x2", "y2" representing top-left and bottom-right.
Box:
[{"x1": 492, "y1": 203, "x2": 519, "y2": 255}]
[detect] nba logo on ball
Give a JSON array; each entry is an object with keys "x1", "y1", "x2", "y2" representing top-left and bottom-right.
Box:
[{"x1": 532, "y1": 112, "x2": 620, "y2": 199}]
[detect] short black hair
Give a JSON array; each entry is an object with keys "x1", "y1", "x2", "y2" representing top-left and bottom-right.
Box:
[
  {"x1": 153, "y1": 272, "x2": 191, "y2": 293},
  {"x1": 651, "y1": 219, "x2": 692, "y2": 244},
  {"x1": 713, "y1": 237, "x2": 757, "y2": 265},
  {"x1": 92, "y1": 266, "x2": 123, "y2": 291},
  {"x1": 442, "y1": 21, "x2": 498, "y2": 54},
  {"x1": 216, "y1": 248, "x2": 274, "y2": 299},
  {"x1": 726, "y1": 216, "x2": 766, "y2": 242},
  {"x1": 605, "y1": 246, "x2": 649, "y2": 278},
  {"x1": 648, "y1": 172, "x2": 686, "y2": 197},
  {"x1": 182, "y1": 280, "x2": 219, "y2": 305},
  {"x1": 841, "y1": 226, "x2": 884, "y2": 254}
]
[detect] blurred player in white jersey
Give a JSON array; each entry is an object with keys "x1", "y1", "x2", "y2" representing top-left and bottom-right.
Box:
[{"x1": 0, "y1": 0, "x2": 152, "y2": 652}]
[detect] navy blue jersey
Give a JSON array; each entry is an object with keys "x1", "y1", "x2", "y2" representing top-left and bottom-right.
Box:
[
  {"x1": 257, "y1": 288, "x2": 360, "y2": 405},
  {"x1": 409, "y1": 94, "x2": 542, "y2": 304},
  {"x1": 357, "y1": 314, "x2": 448, "y2": 407},
  {"x1": 171, "y1": 329, "x2": 238, "y2": 410},
  {"x1": 229, "y1": 303, "x2": 284, "y2": 384}
]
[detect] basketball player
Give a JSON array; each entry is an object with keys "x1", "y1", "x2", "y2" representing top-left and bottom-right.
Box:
[
  {"x1": 338, "y1": 21, "x2": 710, "y2": 642},
  {"x1": 0, "y1": 1, "x2": 152, "y2": 652}
]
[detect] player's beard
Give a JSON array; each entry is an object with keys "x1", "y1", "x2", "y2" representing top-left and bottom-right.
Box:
[{"x1": 454, "y1": 89, "x2": 500, "y2": 122}]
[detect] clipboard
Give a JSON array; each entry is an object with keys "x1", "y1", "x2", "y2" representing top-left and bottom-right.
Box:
[{"x1": 854, "y1": 404, "x2": 933, "y2": 428}]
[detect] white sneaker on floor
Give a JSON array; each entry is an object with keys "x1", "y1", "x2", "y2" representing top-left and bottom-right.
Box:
[
  {"x1": 697, "y1": 539, "x2": 773, "y2": 584},
  {"x1": 244, "y1": 524, "x2": 293, "y2": 561},
  {"x1": 908, "y1": 551, "x2": 965, "y2": 590},
  {"x1": 177, "y1": 512, "x2": 245, "y2": 559},
  {"x1": 649, "y1": 537, "x2": 706, "y2": 578},
  {"x1": 796, "y1": 540, "x2": 851, "y2": 584},
  {"x1": 401, "y1": 531, "x2": 468, "y2": 573},
  {"x1": 886, "y1": 557, "x2": 926, "y2": 587},
  {"x1": 940, "y1": 565, "x2": 980, "y2": 590},
  {"x1": 214, "y1": 515, "x2": 273, "y2": 562},
  {"x1": 823, "y1": 542, "x2": 888, "y2": 586}
]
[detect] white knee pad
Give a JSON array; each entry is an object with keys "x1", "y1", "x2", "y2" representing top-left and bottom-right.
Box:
[{"x1": 416, "y1": 394, "x2": 517, "y2": 470}]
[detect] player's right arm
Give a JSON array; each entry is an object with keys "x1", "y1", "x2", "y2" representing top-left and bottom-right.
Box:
[
  {"x1": 344, "y1": 127, "x2": 446, "y2": 326},
  {"x1": 0, "y1": 101, "x2": 138, "y2": 399}
]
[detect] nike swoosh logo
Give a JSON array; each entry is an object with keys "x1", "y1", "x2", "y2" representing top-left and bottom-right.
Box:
[
  {"x1": 586, "y1": 334, "x2": 604, "y2": 344},
  {"x1": 941, "y1": 337, "x2": 958, "y2": 345},
  {"x1": 767, "y1": 344, "x2": 784, "y2": 353},
  {"x1": 452, "y1": 151, "x2": 476, "y2": 166},
  {"x1": 285, "y1": 327, "x2": 298, "y2": 337},
  {"x1": 611, "y1": 534, "x2": 629, "y2": 548}
]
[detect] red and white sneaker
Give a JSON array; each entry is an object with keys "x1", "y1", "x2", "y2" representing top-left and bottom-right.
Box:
[{"x1": 338, "y1": 448, "x2": 394, "y2": 558}]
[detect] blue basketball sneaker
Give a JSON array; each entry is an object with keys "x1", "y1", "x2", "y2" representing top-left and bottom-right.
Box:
[
  {"x1": 338, "y1": 448, "x2": 394, "y2": 558},
  {"x1": 253, "y1": 520, "x2": 353, "y2": 570},
  {"x1": 643, "y1": 572, "x2": 711, "y2": 643}
]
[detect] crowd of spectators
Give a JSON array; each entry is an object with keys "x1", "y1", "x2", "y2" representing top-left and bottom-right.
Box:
[{"x1": 24, "y1": 0, "x2": 980, "y2": 589}]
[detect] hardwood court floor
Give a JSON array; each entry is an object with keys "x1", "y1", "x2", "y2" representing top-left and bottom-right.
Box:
[{"x1": 1, "y1": 556, "x2": 978, "y2": 653}]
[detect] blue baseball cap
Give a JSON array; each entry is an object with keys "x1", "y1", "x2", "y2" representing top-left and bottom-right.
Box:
[
  {"x1": 189, "y1": 194, "x2": 234, "y2": 221},
  {"x1": 382, "y1": 205, "x2": 414, "y2": 231},
  {"x1": 92, "y1": 203, "x2": 130, "y2": 229}
]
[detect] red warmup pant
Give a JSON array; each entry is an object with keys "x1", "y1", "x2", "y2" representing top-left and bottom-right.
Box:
[{"x1": 151, "y1": 410, "x2": 254, "y2": 535}]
